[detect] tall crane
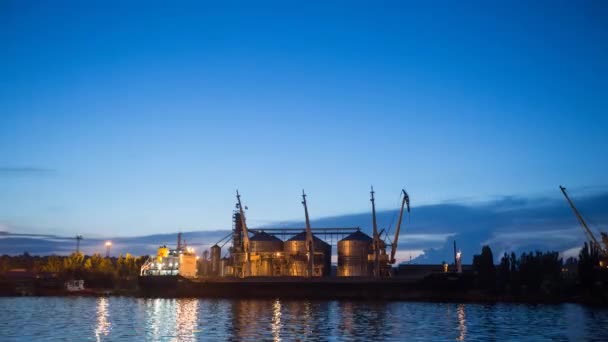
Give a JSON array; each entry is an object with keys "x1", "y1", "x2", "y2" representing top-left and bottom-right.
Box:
[
  {"x1": 302, "y1": 190, "x2": 315, "y2": 277},
  {"x1": 559, "y1": 185, "x2": 605, "y2": 254},
  {"x1": 390, "y1": 189, "x2": 410, "y2": 265},
  {"x1": 236, "y1": 190, "x2": 251, "y2": 277},
  {"x1": 370, "y1": 186, "x2": 381, "y2": 277}
]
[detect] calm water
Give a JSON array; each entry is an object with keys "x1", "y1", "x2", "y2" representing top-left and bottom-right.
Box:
[{"x1": 0, "y1": 297, "x2": 607, "y2": 341}]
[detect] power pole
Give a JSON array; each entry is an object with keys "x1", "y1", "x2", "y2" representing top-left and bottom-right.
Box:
[{"x1": 75, "y1": 235, "x2": 83, "y2": 254}]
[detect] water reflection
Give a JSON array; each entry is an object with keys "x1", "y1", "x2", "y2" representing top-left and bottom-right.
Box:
[
  {"x1": 457, "y1": 304, "x2": 467, "y2": 341},
  {"x1": 176, "y1": 299, "x2": 199, "y2": 341},
  {"x1": 148, "y1": 298, "x2": 163, "y2": 340},
  {"x1": 338, "y1": 301, "x2": 355, "y2": 336},
  {"x1": 229, "y1": 299, "x2": 272, "y2": 340},
  {"x1": 95, "y1": 297, "x2": 111, "y2": 342},
  {"x1": 142, "y1": 298, "x2": 199, "y2": 341},
  {"x1": 271, "y1": 299, "x2": 282, "y2": 342},
  {"x1": 337, "y1": 301, "x2": 391, "y2": 339},
  {"x1": 3, "y1": 297, "x2": 607, "y2": 341}
]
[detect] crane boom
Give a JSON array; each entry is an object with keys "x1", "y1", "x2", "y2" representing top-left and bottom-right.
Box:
[
  {"x1": 236, "y1": 190, "x2": 250, "y2": 277},
  {"x1": 302, "y1": 190, "x2": 315, "y2": 277},
  {"x1": 560, "y1": 185, "x2": 601, "y2": 248},
  {"x1": 370, "y1": 186, "x2": 380, "y2": 277},
  {"x1": 390, "y1": 189, "x2": 410, "y2": 264}
]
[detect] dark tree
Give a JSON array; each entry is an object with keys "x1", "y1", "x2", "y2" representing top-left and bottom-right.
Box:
[
  {"x1": 497, "y1": 252, "x2": 511, "y2": 291},
  {"x1": 578, "y1": 242, "x2": 600, "y2": 288},
  {"x1": 473, "y1": 245, "x2": 496, "y2": 290}
]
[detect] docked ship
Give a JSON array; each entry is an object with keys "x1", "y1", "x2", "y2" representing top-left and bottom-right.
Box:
[{"x1": 138, "y1": 188, "x2": 467, "y2": 299}]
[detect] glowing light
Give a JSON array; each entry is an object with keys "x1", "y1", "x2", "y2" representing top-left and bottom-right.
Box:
[{"x1": 105, "y1": 241, "x2": 112, "y2": 247}]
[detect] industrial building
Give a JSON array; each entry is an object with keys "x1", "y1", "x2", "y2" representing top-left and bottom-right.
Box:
[{"x1": 196, "y1": 188, "x2": 412, "y2": 279}]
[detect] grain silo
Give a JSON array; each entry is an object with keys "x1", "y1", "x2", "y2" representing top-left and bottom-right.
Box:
[
  {"x1": 210, "y1": 244, "x2": 221, "y2": 276},
  {"x1": 337, "y1": 230, "x2": 372, "y2": 277},
  {"x1": 284, "y1": 231, "x2": 331, "y2": 277},
  {"x1": 249, "y1": 231, "x2": 284, "y2": 276}
]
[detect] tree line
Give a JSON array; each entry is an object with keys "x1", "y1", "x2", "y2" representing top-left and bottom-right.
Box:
[
  {"x1": 473, "y1": 242, "x2": 608, "y2": 297},
  {"x1": 0, "y1": 252, "x2": 146, "y2": 288}
]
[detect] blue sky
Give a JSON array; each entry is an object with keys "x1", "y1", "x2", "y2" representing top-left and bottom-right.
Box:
[{"x1": 1, "y1": 1, "x2": 607, "y2": 242}]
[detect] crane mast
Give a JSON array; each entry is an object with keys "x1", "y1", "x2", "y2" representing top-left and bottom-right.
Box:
[
  {"x1": 236, "y1": 190, "x2": 251, "y2": 277},
  {"x1": 370, "y1": 186, "x2": 380, "y2": 277},
  {"x1": 302, "y1": 190, "x2": 315, "y2": 277},
  {"x1": 390, "y1": 189, "x2": 410, "y2": 264},
  {"x1": 559, "y1": 185, "x2": 601, "y2": 249}
]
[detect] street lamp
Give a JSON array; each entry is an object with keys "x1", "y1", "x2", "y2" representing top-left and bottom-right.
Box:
[{"x1": 105, "y1": 241, "x2": 112, "y2": 258}]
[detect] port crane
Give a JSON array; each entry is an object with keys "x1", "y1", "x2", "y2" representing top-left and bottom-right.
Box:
[
  {"x1": 389, "y1": 189, "x2": 410, "y2": 265},
  {"x1": 302, "y1": 190, "x2": 315, "y2": 277},
  {"x1": 236, "y1": 190, "x2": 251, "y2": 277},
  {"x1": 560, "y1": 185, "x2": 608, "y2": 258}
]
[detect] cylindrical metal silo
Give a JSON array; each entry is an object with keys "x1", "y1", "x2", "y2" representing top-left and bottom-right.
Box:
[
  {"x1": 337, "y1": 231, "x2": 372, "y2": 277},
  {"x1": 210, "y1": 244, "x2": 221, "y2": 276},
  {"x1": 249, "y1": 232, "x2": 283, "y2": 276},
  {"x1": 284, "y1": 231, "x2": 332, "y2": 276},
  {"x1": 250, "y1": 232, "x2": 284, "y2": 253}
]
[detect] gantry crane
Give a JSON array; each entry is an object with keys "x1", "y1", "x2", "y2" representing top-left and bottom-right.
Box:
[
  {"x1": 302, "y1": 190, "x2": 315, "y2": 277},
  {"x1": 390, "y1": 189, "x2": 410, "y2": 265},
  {"x1": 560, "y1": 185, "x2": 608, "y2": 257},
  {"x1": 236, "y1": 190, "x2": 251, "y2": 277}
]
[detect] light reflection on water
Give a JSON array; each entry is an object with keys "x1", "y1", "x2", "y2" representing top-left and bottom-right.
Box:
[
  {"x1": 271, "y1": 299, "x2": 281, "y2": 342},
  {"x1": 95, "y1": 297, "x2": 110, "y2": 341},
  {"x1": 0, "y1": 297, "x2": 607, "y2": 341},
  {"x1": 457, "y1": 303, "x2": 466, "y2": 341}
]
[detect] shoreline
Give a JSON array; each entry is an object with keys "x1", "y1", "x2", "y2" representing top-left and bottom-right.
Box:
[
  {"x1": 3, "y1": 274, "x2": 607, "y2": 306},
  {"x1": 1, "y1": 291, "x2": 605, "y2": 307}
]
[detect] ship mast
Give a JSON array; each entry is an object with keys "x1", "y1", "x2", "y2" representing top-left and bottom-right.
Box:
[
  {"x1": 370, "y1": 186, "x2": 380, "y2": 277},
  {"x1": 302, "y1": 190, "x2": 315, "y2": 277},
  {"x1": 236, "y1": 190, "x2": 251, "y2": 277}
]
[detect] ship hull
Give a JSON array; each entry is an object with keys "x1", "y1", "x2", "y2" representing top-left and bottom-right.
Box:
[{"x1": 138, "y1": 275, "x2": 472, "y2": 300}]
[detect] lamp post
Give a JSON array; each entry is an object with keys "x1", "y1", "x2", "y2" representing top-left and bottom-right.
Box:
[{"x1": 105, "y1": 241, "x2": 112, "y2": 258}]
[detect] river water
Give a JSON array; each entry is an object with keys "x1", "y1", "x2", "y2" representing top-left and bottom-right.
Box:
[{"x1": 0, "y1": 297, "x2": 606, "y2": 341}]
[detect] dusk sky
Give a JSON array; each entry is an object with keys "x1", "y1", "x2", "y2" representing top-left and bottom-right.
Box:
[{"x1": 1, "y1": 1, "x2": 607, "y2": 246}]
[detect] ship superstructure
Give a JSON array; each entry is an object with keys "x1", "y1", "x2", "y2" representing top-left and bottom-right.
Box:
[{"x1": 140, "y1": 232, "x2": 198, "y2": 278}]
